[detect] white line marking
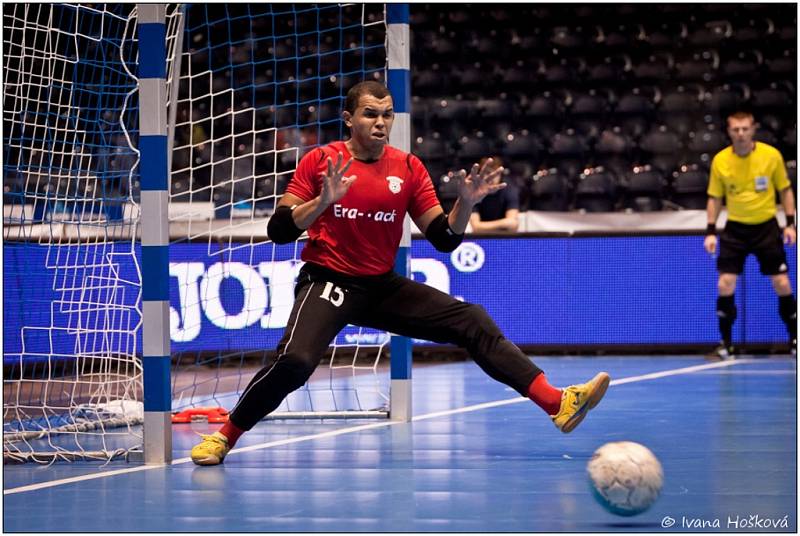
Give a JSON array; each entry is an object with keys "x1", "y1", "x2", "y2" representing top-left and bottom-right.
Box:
[{"x1": 2, "y1": 358, "x2": 784, "y2": 495}]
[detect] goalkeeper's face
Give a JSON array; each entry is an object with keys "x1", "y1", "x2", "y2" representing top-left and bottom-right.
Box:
[{"x1": 344, "y1": 94, "x2": 395, "y2": 149}]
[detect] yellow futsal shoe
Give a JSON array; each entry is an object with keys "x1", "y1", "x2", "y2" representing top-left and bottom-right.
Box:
[
  {"x1": 191, "y1": 431, "x2": 230, "y2": 465},
  {"x1": 552, "y1": 372, "x2": 611, "y2": 433}
]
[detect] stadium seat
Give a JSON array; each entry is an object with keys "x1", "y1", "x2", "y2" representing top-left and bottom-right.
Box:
[
  {"x1": 592, "y1": 24, "x2": 637, "y2": 50},
  {"x1": 731, "y1": 16, "x2": 773, "y2": 46},
  {"x1": 528, "y1": 168, "x2": 571, "y2": 211},
  {"x1": 640, "y1": 125, "x2": 683, "y2": 155},
  {"x1": 487, "y1": 120, "x2": 514, "y2": 140},
  {"x1": 595, "y1": 127, "x2": 633, "y2": 156},
  {"x1": 660, "y1": 86, "x2": 702, "y2": 115},
  {"x1": 687, "y1": 124, "x2": 727, "y2": 155},
  {"x1": 542, "y1": 57, "x2": 584, "y2": 86},
  {"x1": 616, "y1": 88, "x2": 656, "y2": 116},
  {"x1": 500, "y1": 130, "x2": 544, "y2": 160},
  {"x1": 641, "y1": 21, "x2": 688, "y2": 48},
  {"x1": 573, "y1": 118, "x2": 605, "y2": 142},
  {"x1": 686, "y1": 20, "x2": 731, "y2": 47},
  {"x1": 620, "y1": 165, "x2": 665, "y2": 212},
  {"x1": 525, "y1": 91, "x2": 564, "y2": 119},
  {"x1": 435, "y1": 173, "x2": 460, "y2": 213},
  {"x1": 704, "y1": 83, "x2": 748, "y2": 116},
  {"x1": 764, "y1": 50, "x2": 795, "y2": 79},
  {"x1": 550, "y1": 25, "x2": 586, "y2": 50},
  {"x1": 506, "y1": 159, "x2": 537, "y2": 183},
  {"x1": 671, "y1": 164, "x2": 709, "y2": 209},
  {"x1": 571, "y1": 89, "x2": 610, "y2": 117},
  {"x1": 550, "y1": 128, "x2": 590, "y2": 159},
  {"x1": 456, "y1": 134, "x2": 494, "y2": 162},
  {"x1": 432, "y1": 36, "x2": 459, "y2": 61},
  {"x1": 460, "y1": 62, "x2": 492, "y2": 93},
  {"x1": 433, "y1": 98, "x2": 474, "y2": 123},
  {"x1": 478, "y1": 98, "x2": 516, "y2": 121},
  {"x1": 469, "y1": 33, "x2": 504, "y2": 57},
  {"x1": 414, "y1": 67, "x2": 448, "y2": 96},
  {"x1": 639, "y1": 125, "x2": 684, "y2": 174},
  {"x1": 596, "y1": 155, "x2": 633, "y2": 180},
  {"x1": 758, "y1": 114, "x2": 787, "y2": 137},
  {"x1": 585, "y1": 54, "x2": 632, "y2": 86},
  {"x1": 413, "y1": 133, "x2": 451, "y2": 162},
  {"x1": 674, "y1": 50, "x2": 720, "y2": 83},
  {"x1": 504, "y1": 60, "x2": 540, "y2": 90},
  {"x1": 658, "y1": 86, "x2": 703, "y2": 136},
  {"x1": 574, "y1": 167, "x2": 618, "y2": 212},
  {"x1": 619, "y1": 115, "x2": 650, "y2": 140},
  {"x1": 719, "y1": 50, "x2": 763, "y2": 81},
  {"x1": 751, "y1": 83, "x2": 794, "y2": 112},
  {"x1": 632, "y1": 53, "x2": 675, "y2": 83}
]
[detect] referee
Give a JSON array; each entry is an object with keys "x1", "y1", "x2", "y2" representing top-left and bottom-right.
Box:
[{"x1": 705, "y1": 111, "x2": 797, "y2": 359}]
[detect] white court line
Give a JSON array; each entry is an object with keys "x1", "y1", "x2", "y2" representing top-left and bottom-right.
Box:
[{"x1": 2, "y1": 358, "x2": 780, "y2": 495}]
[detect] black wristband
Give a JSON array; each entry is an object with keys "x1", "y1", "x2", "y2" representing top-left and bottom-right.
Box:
[
  {"x1": 267, "y1": 205, "x2": 304, "y2": 244},
  {"x1": 706, "y1": 223, "x2": 716, "y2": 235},
  {"x1": 425, "y1": 212, "x2": 464, "y2": 253},
  {"x1": 786, "y1": 214, "x2": 795, "y2": 227}
]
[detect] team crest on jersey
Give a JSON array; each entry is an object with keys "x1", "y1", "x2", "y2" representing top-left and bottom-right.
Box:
[{"x1": 386, "y1": 175, "x2": 403, "y2": 194}]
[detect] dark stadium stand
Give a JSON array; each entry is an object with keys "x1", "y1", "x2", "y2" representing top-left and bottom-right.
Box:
[
  {"x1": 10, "y1": 5, "x2": 789, "y2": 216},
  {"x1": 410, "y1": 3, "x2": 796, "y2": 212}
]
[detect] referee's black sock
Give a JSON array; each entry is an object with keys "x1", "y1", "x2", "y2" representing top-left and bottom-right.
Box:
[
  {"x1": 778, "y1": 294, "x2": 797, "y2": 342},
  {"x1": 716, "y1": 295, "x2": 736, "y2": 349}
]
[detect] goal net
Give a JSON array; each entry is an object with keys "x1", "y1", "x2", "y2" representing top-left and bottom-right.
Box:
[
  {"x1": 4, "y1": 3, "x2": 395, "y2": 464},
  {"x1": 168, "y1": 4, "x2": 391, "y2": 420},
  {"x1": 2, "y1": 4, "x2": 154, "y2": 463}
]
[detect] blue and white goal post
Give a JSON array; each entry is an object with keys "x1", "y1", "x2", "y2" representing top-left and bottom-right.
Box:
[
  {"x1": 138, "y1": 3, "x2": 172, "y2": 464},
  {"x1": 387, "y1": 4, "x2": 413, "y2": 422}
]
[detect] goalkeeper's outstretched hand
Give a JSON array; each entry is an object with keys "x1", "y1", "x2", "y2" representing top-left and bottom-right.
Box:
[
  {"x1": 319, "y1": 152, "x2": 356, "y2": 206},
  {"x1": 450, "y1": 157, "x2": 506, "y2": 207}
]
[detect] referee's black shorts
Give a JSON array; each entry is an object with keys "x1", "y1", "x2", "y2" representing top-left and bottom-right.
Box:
[{"x1": 718, "y1": 217, "x2": 789, "y2": 275}]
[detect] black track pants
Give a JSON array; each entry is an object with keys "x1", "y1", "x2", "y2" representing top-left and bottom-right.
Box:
[{"x1": 229, "y1": 263, "x2": 542, "y2": 430}]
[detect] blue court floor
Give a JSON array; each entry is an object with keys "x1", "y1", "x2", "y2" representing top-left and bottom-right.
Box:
[{"x1": 3, "y1": 356, "x2": 797, "y2": 532}]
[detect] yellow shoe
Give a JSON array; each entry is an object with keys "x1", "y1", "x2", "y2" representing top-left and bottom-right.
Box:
[
  {"x1": 191, "y1": 431, "x2": 230, "y2": 465},
  {"x1": 552, "y1": 372, "x2": 610, "y2": 433}
]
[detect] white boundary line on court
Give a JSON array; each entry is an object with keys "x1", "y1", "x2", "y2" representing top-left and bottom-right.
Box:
[{"x1": 2, "y1": 358, "x2": 779, "y2": 495}]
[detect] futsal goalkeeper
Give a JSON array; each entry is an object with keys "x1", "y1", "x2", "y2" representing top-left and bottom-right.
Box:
[
  {"x1": 704, "y1": 111, "x2": 797, "y2": 359},
  {"x1": 191, "y1": 81, "x2": 610, "y2": 465}
]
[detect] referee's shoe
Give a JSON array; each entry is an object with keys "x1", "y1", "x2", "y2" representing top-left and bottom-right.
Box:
[
  {"x1": 551, "y1": 372, "x2": 611, "y2": 433},
  {"x1": 706, "y1": 342, "x2": 735, "y2": 361}
]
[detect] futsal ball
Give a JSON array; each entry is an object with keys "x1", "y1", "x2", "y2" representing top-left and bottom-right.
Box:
[{"x1": 587, "y1": 441, "x2": 663, "y2": 516}]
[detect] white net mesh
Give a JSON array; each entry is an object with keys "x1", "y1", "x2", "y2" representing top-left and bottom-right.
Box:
[
  {"x1": 3, "y1": 4, "x2": 394, "y2": 465},
  {"x1": 2, "y1": 3, "x2": 186, "y2": 464}
]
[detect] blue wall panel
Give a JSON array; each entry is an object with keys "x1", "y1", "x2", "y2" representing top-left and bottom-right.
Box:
[{"x1": 3, "y1": 236, "x2": 796, "y2": 361}]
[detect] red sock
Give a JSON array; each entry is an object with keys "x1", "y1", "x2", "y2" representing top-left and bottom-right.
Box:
[
  {"x1": 218, "y1": 420, "x2": 244, "y2": 448},
  {"x1": 527, "y1": 373, "x2": 562, "y2": 416}
]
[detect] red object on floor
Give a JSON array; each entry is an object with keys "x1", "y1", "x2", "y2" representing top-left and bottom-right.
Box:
[{"x1": 171, "y1": 407, "x2": 230, "y2": 424}]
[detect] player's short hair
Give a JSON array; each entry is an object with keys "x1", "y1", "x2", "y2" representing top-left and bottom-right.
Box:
[
  {"x1": 727, "y1": 111, "x2": 755, "y2": 124},
  {"x1": 344, "y1": 81, "x2": 392, "y2": 114}
]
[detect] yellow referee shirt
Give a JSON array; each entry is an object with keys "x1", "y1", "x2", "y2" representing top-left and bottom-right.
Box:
[{"x1": 707, "y1": 141, "x2": 791, "y2": 224}]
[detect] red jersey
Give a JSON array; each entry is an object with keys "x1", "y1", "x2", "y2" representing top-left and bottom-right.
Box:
[{"x1": 285, "y1": 141, "x2": 440, "y2": 276}]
